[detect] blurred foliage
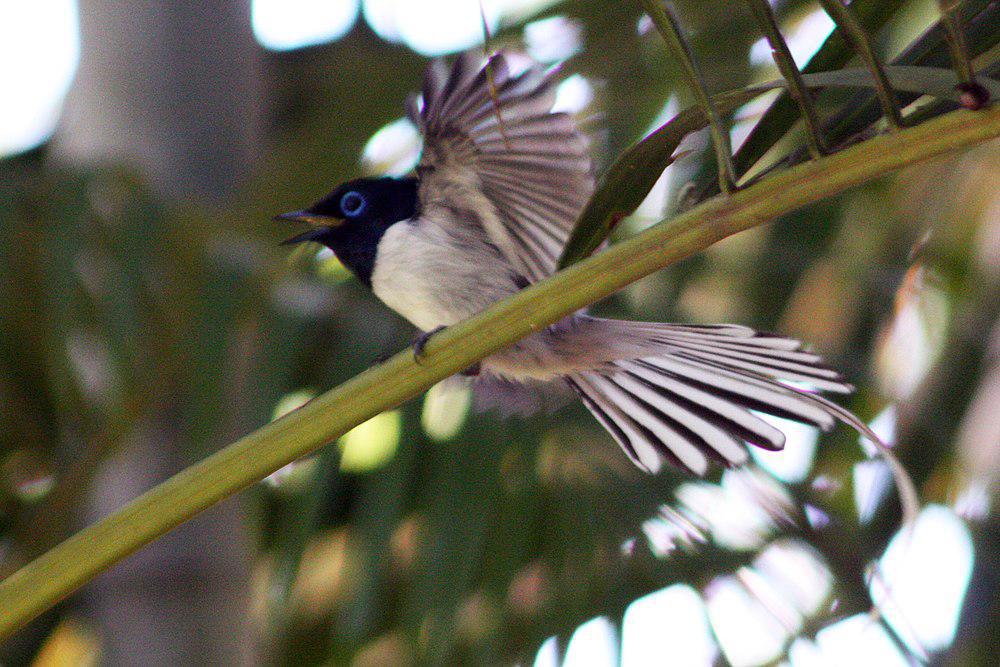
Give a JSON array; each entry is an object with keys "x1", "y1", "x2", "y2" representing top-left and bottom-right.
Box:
[{"x1": 1, "y1": 1, "x2": 998, "y2": 665}]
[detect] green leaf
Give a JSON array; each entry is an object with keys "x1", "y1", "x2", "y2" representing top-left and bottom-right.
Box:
[
  {"x1": 557, "y1": 89, "x2": 760, "y2": 269},
  {"x1": 772, "y1": 66, "x2": 1000, "y2": 101},
  {"x1": 559, "y1": 66, "x2": 990, "y2": 267}
]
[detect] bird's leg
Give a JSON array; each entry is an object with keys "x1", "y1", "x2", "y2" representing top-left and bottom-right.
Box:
[
  {"x1": 412, "y1": 325, "x2": 447, "y2": 364},
  {"x1": 412, "y1": 327, "x2": 481, "y2": 375}
]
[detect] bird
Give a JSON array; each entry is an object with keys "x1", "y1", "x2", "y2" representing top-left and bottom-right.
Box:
[{"x1": 276, "y1": 50, "x2": 853, "y2": 477}]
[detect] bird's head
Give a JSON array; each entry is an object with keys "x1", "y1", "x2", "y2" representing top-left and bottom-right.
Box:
[{"x1": 276, "y1": 177, "x2": 419, "y2": 249}]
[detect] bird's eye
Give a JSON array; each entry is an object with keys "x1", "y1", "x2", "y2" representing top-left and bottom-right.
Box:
[{"x1": 340, "y1": 191, "x2": 367, "y2": 217}]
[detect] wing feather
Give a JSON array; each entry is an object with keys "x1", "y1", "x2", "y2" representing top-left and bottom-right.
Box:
[{"x1": 412, "y1": 51, "x2": 594, "y2": 282}]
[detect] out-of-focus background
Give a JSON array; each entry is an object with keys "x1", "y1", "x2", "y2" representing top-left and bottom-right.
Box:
[{"x1": 1, "y1": 1, "x2": 997, "y2": 665}]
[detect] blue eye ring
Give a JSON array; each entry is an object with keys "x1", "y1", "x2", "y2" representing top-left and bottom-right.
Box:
[{"x1": 340, "y1": 190, "x2": 367, "y2": 217}]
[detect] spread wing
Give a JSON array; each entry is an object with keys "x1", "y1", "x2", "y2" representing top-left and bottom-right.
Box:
[{"x1": 408, "y1": 51, "x2": 595, "y2": 283}]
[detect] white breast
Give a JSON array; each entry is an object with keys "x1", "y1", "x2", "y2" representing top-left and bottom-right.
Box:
[{"x1": 370, "y1": 219, "x2": 519, "y2": 331}]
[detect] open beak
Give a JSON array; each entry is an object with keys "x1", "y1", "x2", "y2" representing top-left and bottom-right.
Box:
[{"x1": 274, "y1": 210, "x2": 343, "y2": 245}]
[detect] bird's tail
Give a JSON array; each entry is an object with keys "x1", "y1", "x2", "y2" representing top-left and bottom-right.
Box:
[{"x1": 565, "y1": 321, "x2": 853, "y2": 476}]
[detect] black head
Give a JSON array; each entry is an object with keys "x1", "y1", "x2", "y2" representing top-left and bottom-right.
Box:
[{"x1": 277, "y1": 177, "x2": 419, "y2": 285}]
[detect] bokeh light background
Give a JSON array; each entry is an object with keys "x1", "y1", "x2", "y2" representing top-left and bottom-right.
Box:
[{"x1": 1, "y1": 1, "x2": 996, "y2": 665}]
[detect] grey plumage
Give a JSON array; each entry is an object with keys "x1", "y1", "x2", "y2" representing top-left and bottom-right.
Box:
[{"x1": 360, "y1": 51, "x2": 853, "y2": 476}]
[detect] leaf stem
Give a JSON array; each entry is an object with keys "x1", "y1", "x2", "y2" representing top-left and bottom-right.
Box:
[
  {"x1": 937, "y1": 1, "x2": 990, "y2": 110},
  {"x1": 818, "y1": 0, "x2": 904, "y2": 130},
  {"x1": 2, "y1": 106, "x2": 1000, "y2": 640},
  {"x1": 639, "y1": 0, "x2": 738, "y2": 193},
  {"x1": 938, "y1": 1, "x2": 976, "y2": 85},
  {"x1": 745, "y1": 0, "x2": 827, "y2": 159}
]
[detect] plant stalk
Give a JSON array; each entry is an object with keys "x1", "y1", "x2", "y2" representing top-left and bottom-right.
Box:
[
  {"x1": 1, "y1": 106, "x2": 999, "y2": 640},
  {"x1": 746, "y1": 0, "x2": 827, "y2": 158},
  {"x1": 640, "y1": 0, "x2": 738, "y2": 193},
  {"x1": 818, "y1": 0, "x2": 905, "y2": 130},
  {"x1": 938, "y1": 1, "x2": 977, "y2": 86}
]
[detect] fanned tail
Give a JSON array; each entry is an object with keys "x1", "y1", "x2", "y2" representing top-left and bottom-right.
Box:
[{"x1": 567, "y1": 322, "x2": 854, "y2": 476}]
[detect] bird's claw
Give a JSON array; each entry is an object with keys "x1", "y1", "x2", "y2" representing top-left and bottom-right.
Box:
[
  {"x1": 413, "y1": 325, "x2": 447, "y2": 364},
  {"x1": 412, "y1": 327, "x2": 480, "y2": 375}
]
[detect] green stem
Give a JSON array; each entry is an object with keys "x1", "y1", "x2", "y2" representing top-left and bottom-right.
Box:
[
  {"x1": 1, "y1": 106, "x2": 999, "y2": 640},
  {"x1": 938, "y1": 0, "x2": 977, "y2": 86},
  {"x1": 746, "y1": 0, "x2": 827, "y2": 159},
  {"x1": 639, "y1": 0, "x2": 738, "y2": 193},
  {"x1": 818, "y1": 0, "x2": 905, "y2": 130}
]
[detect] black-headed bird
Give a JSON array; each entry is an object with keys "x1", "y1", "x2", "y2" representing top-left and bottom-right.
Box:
[{"x1": 277, "y1": 51, "x2": 852, "y2": 477}]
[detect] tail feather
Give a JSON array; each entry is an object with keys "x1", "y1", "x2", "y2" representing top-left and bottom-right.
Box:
[
  {"x1": 567, "y1": 321, "x2": 854, "y2": 475},
  {"x1": 626, "y1": 361, "x2": 786, "y2": 451},
  {"x1": 568, "y1": 374, "x2": 691, "y2": 474}
]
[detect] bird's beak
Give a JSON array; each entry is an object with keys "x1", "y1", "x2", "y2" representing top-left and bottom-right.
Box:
[{"x1": 274, "y1": 209, "x2": 343, "y2": 245}]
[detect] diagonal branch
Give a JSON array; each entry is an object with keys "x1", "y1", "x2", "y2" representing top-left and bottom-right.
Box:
[{"x1": 1, "y1": 105, "x2": 999, "y2": 640}]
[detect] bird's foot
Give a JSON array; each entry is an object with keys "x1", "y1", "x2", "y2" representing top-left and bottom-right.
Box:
[
  {"x1": 460, "y1": 361, "x2": 481, "y2": 377},
  {"x1": 412, "y1": 325, "x2": 447, "y2": 364}
]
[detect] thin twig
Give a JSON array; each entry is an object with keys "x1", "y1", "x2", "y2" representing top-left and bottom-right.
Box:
[
  {"x1": 818, "y1": 0, "x2": 904, "y2": 131},
  {"x1": 938, "y1": 0, "x2": 989, "y2": 109},
  {"x1": 745, "y1": 0, "x2": 826, "y2": 159},
  {"x1": 938, "y1": 0, "x2": 975, "y2": 85},
  {"x1": 479, "y1": 1, "x2": 511, "y2": 149},
  {"x1": 640, "y1": 0, "x2": 737, "y2": 193}
]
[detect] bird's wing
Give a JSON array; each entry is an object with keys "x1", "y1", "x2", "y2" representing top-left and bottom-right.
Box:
[{"x1": 409, "y1": 51, "x2": 594, "y2": 283}]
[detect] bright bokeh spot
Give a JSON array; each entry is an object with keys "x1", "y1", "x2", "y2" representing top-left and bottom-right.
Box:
[
  {"x1": 362, "y1": 117, "x2": 422, "y2": 176},
  {"x1": 622, "y1": 585, "x2": 717, "y2": 666},
  {"x1": 749, "y1": 413, "x2": 818, "y2": 483},
  {"x1": 564, "y1": 616, "x2": 619, "y2": 667},
  {"x1": 676, "y1": 478, "x2": 773, "y2": 551},
  {"x1": 749, "y1": 9, "x2": 835, "y2": 68},
  {"x1": 853, "y1": 459, "x2": 892, "y2": 523},
  {"x1": 704, "y1": 576, "x2": 788, "y2": 667},
  {"x1": 364, "y1": 0, "x2": 558, "y2": 55},
  {"x1": 338, "y1": 410, "x2": 402, "y2": 472},
  {"x1": 532, "y1": 635, "x2": 560, "y2": 667},
  {"x1": 271, "y1": 389, "x2": 317, "y2": 420},
  {"x1": 859, "y1": 404, "x2": 897, "y2": 457},
  {"x1": 315, "y1": 248, "x2": 354, "y2": 283},
  {"x1": 0, "y1": 0, "x2": 80, "y2": 156},
  {"x1": 393, "y1": 0, "x2": 500, "y2": 56},
  {"x1": 871, "y1": 505, "x2": 974, "y2": 654},
  {"x1": 813, "y1": 614, "x2": 908, "y2": 666},
  {"x1": 876, "y1": 267, "x2": 950, "y2": 400},
  {"x1": 421, "y1": 381, "x2": 471, "y2": 441},
  {"x1": 266, "y1": 389, "x2": 319, "y2": 488},
  {"x1": 754, "y1": 539, "x2": 832, "y2": 618},
  {"x1": 736, "y1": 566, "x2": 804, "y2": 634},
  {"x1": 524, "y1": 15, "x2": 583, "y2": 63},
  {"x1": 252, "y1": 0, "x2": 359, "y2": 51},
  {"x1": 361, "y1": 0, "x2": 405, "y2": 43},
  {"x1": 552, "y1": 74, "x2": 594, "y2": 114},
  {"x1": 640, "y1": 504, "x2": 707, "y2": 557},
  {"x1": 953, "y1": 481, "x2": 990, "y2": 521},
  {"x1": 853, "y1": 405, "x2": 899, "y2": 521}
]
